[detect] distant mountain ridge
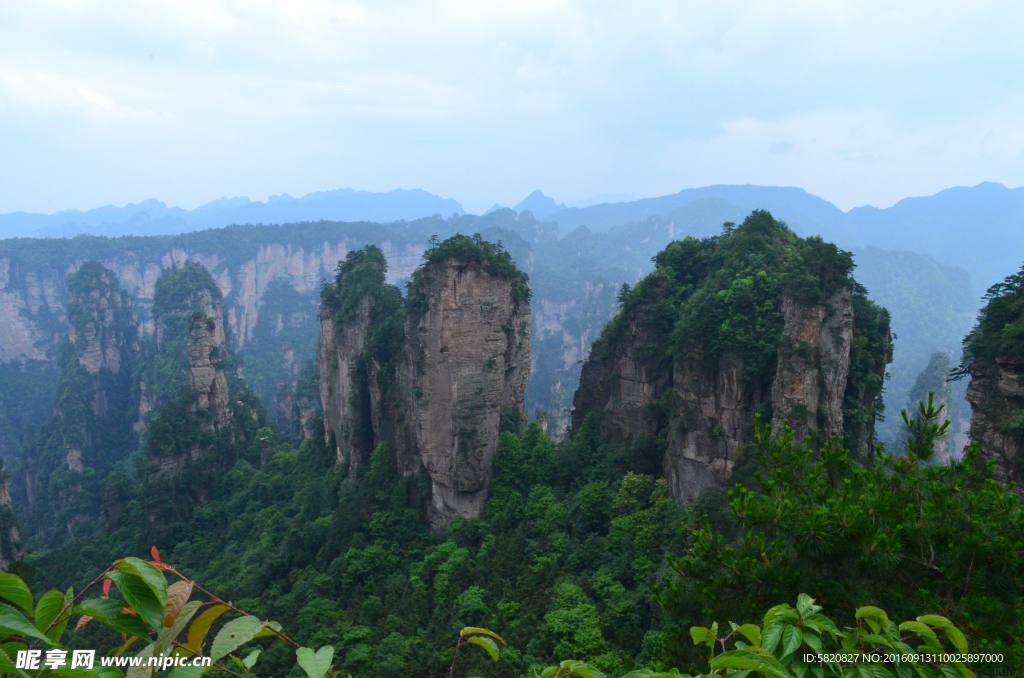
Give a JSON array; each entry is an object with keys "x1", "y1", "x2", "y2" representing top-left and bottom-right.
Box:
[
  {"x1": 534, "y1": 181, "x2": 1024, "y2": 294},
  {"x1": 0, "y1": 188, "x2": 465, "y2": 240},
  {"x1": 8, "y1": 180, "x2": 1022, "y2": 298}
]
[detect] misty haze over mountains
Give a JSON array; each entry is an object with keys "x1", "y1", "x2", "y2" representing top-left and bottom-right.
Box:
[{"x1": 3, "y1": 181, "x2": 1021, "y2": 294}]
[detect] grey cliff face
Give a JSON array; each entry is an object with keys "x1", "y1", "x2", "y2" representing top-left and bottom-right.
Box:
[
  {"x1": 394, "y1": 262, "x2": 531, "y2": 531},
  {"x1": 0, "y1": 240, "x2": 426, "y2": 366},
  {"x1": 770, "y1": 289, "x2": 855, "y2": 445},
  {"x1": 187, "y1": 297, "x2": 232, "y2": 431},
  {"x1": 575, "y1": 286, "x2": 878, "y2": 505},
  {"x1": 319, "y1": 298, "x2": 372, "y2": 468},
  {"x1": 69, "y1": 283, "x2": 129, "y2": 375},
  {"x1": 966, "y1": 356, "x2": 1024, "y2": 492},
  {"x1": 317, "y1": 252, "x2": 531, "y2": 531}
]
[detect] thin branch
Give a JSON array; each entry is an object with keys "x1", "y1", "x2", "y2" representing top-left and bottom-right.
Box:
[
  {"x1": 32, "y1": 565, "x2": 117, "y2": 648},
  {"x1": 167, "y1": 567, "x2": 301, "y2": 649},
  {"x1": 448, "y1": 638, "x2": 463, "y2": 678}
]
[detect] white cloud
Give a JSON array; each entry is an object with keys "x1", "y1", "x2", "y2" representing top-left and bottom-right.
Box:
[{"x1": 1, "y1": 0, "x2": 1023, "y2": 212}]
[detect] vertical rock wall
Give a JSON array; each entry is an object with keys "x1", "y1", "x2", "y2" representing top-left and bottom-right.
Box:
[
  {"x1": 571, "y1": 221, "x2": 890, "y2": 506},
  {"x1": 966, "y1": 357, "x2": 1024, "y2": 492},
  {"x1": 394, "y1": 261, "x2": 531, "y2": 530},
  {"x1": 319, "y1": 298, "x2": 372, "y2": 468},
  {"x1": 318, "y1": 242, "x2": 531, "y2": 531}
]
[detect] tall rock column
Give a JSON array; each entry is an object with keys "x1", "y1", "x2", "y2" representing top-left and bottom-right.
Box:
[
  {"x1": 317, "y1": 238, "x2": 532, "y2": 531},
  {"x1": 396, "y1": 256, "x2": 531, "y2": 530},
  {"x1": 319, "y1": 298, "x2": 372, "y2": 467},
  {"x1": 958, "y1": 265, "x2": 1024, "y2": 494},
  {"x1": 14, "y1": 262, "x2": 139, "y2": 544},
  {"x1": 770, "y1": 289, "x2": 855, "y2": 444},
  {"x1": 186, "y1": 295, "x2": 231, "y2": 431},
  {"x1": 966, "y1": 357, "x2": 1024, "y2": 491},
  {"x1": 572, "y1": 213, "x2": 892, "y2": 506}
]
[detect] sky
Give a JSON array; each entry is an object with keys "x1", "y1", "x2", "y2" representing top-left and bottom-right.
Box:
[{"x1": 2, "y1": 1, "x2": 1024, "y2": 215}]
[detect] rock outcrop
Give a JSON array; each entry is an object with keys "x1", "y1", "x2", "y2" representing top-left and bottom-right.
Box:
[
  {"x1": 319, "y1": 237, "x2": 531, "y2": 530},
  {"x1": 572, "y1": 212, "x2": 891, "y2": 505},
  {"x1": 0, "y1": 461, "x2": 25, "y2": 570},
  {"x1": 185, "y1": 296, "x2": 231, "y2": 431},
  {"x1": 966, "y1": 357, "x2": 1024, "y2": 490},
  {"x1": 320, "y1": 297, "x2": 373, "y2": 466},
  {"x1": 140, "y1": 262, "x2": 270, "y2": 533},
  {"x1": 14, "y1": 263, "x2": 140, "y2": 544},
  {"x1": 394, "y1": 256, "x2": 531, "y2": 530}
]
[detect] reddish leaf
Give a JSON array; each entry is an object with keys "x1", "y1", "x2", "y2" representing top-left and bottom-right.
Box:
[
  {"x1": 121, "y1": 606, "x2": 136, "y2": 616},
  {"x1": 74, "y1": 615, "x2": 92, "y2": 635},
  {"x1": 151, "y1": 546, "x2": 161, "y2": 563},
  {"x1": 103, "y1": 579, "x2": 112, "y2": 598}
]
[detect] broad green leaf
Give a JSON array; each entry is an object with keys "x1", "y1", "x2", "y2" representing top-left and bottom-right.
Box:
[
  {"x1": 713, "y1": 650, "x2": 787, "y2": 678},
  {"x1": 186, "y1": 604, "x2": 230, "y2": 653},
  {"x1": 91, "y1": 665, "x2": 127, "y2": 678},
  {"x1": 916, "y1": 615, "x2": 951, "y2": 629},
  {"x1": 690, "y1": 626, "x2": 709, "y2": 646},
  {"x1": 466, "y1": 636, "x2": 499, "y2": 661},
  {"x1": 736, "y1": 624, "x2": 762, "y2": 648},
  {"x1": 803, "y1": 633, "x2": 823, "y2": 655},
  {"x1": 243, "y1": 649, "x2": 261, "y2": 669},
  {"x1": 0, "y1": 603, "x2": 52, "y2": 643},
  {"x1": 35, "y1": 590, "x2": 68, "y2": 634},
  {"x1": 126, "y1": 643, "x2": 155, "y2": 678},
  {"x1": 75, "y1": 596, "x2": 150, "y2": 637},
  {"x1": 107, "y1": 572, "x2": 165, "y2": 631},
  {"x1": 295, "y1": 646, "x2": 334, "y2": 678},
  {"x1": 460, "y1": 626, "x2": 506, "y2": 644},
  {"x1": 0, "y1": 575, "x2": 33, "y2": 615},
  {"x1": 781, "y1": 625, "x2": 803, "y2": 658},
  {"x1": 161, "y1": 601, "x2": 203, "y2": 647},
  {"x1": 167, "y1": 665, "x2": 207, "y2": 678},
  {"x1": 942, "y1": 626, "x2": 968, "y2": 653},
  {"x1": 253, "y1": 621, "x2": 283, "y2": 638},
  {"x1": 952, "y1": 662, "x2": 975, "y2": 678},
  {"x1": 115, "y1": 559, "x2": 167, "y2": 610},
  {"x1": 898, "y1": 621, "x2": 938, "y2": 646},
  {"x1": 211, "y1": 616, "x2": 263, "y2": 662},
  {"x1": 163, "y1": 581, "x2": 193, "y2": 628},
  {"x1": 620, "y1": 672, "x2": 656, "y2": 678},
  {"x1": 796, "y1": 594, "x2": 814, "y2": 616},
  {"x1": 115, "y1": 636, "x2": 140, "y2": 657},
  {"x1": 855, "y1": 607, "x2": 888, "y2": 622},
  {"x1": 806, "y1": 614, "x2": 840, "y2": 640},
  {"x1": 0, "y1": 644, "x2": 29, "y2": 678},
  {"x1": 762, "y1": 622, "x2": 784, "y2": 654},
  {"x1": 540, "y1": 667, "x2": 558, "y2": 678},
  {"x1": 763, "y1": 605, "x2": 792, "y2": 627},
  {"x1": 569, "y1": 664, "x2": 607, "y2": 678}
]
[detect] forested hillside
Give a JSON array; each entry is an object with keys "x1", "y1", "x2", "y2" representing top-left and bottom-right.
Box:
[{"x1": 5, "y1": 218, "x2": 1019, "y2": 678}]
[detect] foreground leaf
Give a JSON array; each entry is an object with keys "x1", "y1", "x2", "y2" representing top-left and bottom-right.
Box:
[
  {"x1": 211, "y1": 616, "x2": 263, "y2": 662},
  {"x1": 0, "y1": 574, "x2": 33, "y2": 615},
  {"x1": 295, "y1": 646, "x2": 334, "y2": 678},
  {"x1": 466, "y1": 636, "x2": 499, "y2": 661}
]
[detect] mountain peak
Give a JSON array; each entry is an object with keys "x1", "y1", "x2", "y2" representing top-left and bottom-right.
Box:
[{"x1": 513, "y1": 190, "x2": 566, "y2": 220}]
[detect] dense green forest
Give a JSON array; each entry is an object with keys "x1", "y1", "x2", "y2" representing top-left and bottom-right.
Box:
[
  {"x1": 0, "y1": 214, "x2": 1020, "y2": 677},
  {"x1": 0, "y1": 206, "x2": 975, "y2": 444}
]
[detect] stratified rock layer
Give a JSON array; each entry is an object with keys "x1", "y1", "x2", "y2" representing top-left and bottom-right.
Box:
[
  {"x1": 394, "y1": 261, "x2": 531, "y2": 530},
  {"x1": 319, "y1": 298, "x2": 372, "y2": 467},
  {"x1": 572, "y1": 216, "x2": 890, "y2": 506},
  {"x1": 318, "y1": 243, "x2": 531, "y2": 531},
  {"x1": 966, "y1": 356, "x2": 1024, "y2": 492},
  {"x1": 186, "y1": 296, "x2": 231, "y2": 431}
]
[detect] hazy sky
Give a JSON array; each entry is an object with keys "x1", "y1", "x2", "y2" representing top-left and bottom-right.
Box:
[{"x1": 2, "y1": 1, "x2": 1024, "y2": 215}]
